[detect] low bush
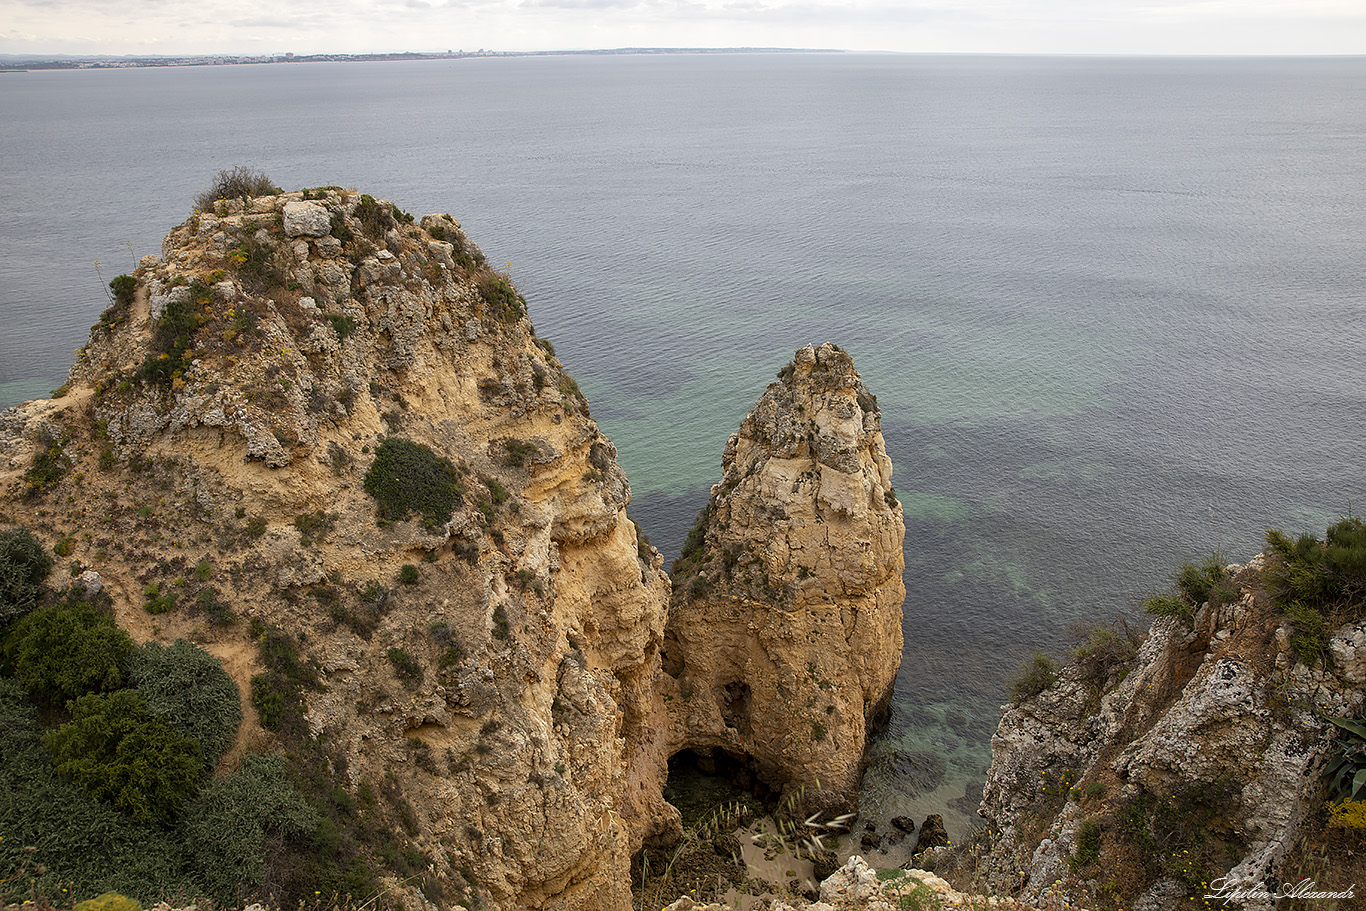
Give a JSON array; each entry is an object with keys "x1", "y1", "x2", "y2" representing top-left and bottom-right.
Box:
[
  {"x1": 476, "y1": 271, "x2": 525, "y2": 323},
  {"x1": 227, "y1": 236, "x2": 282, "y2": 294},
  {"x1": 0, "y1": 680, "x2": 188, "y2": 905},
  {"x1": 1009, "y1": 652, "x2": 1058, "y2": 703},
  {"x1": 0, "y1": 525, "x2": 52, "y2": 624},
  {"x1": 294, "y1": 510, "x2": 337, "y2": 546},
  {"x1": 364, "y1": 438, "x2": 464, "y2": 527},
  {"x1": 1143, "y1": 551, "x2": 1237, "y2": 625},
  {"x1": 1069, "y1": 818, "x2": 1102, "y2": 870},
  {"x1": 4, "y1": 594, "x2": 134, "y2": 702},
  {"x1": 73, "y1": 893, "x2": 141, "y2": 911},
  {"x1": 1114, "y1": 780, "x2": 1244, "y2": 901},
  {"x1": 1069, "y1": 622, "x2": 1139, "y2": 691},
  {"x1": 193, "y1": 166, "x2": 281, "y2": 213},
  {"x1": 99, "y1": 275, "x2": 138, "y2": 328},
  {"x1": 44, "y1": 689, "x2": 204, "y2": 826},
  {"x1": 355, "y1": 194, "x2": 395, "y2": 238},
  {"x1": 137, "y1": 285, "x2": 208, "y2": 389},
  {"x1": 386, "y1": 647, "x2": 423, "y2": 687},
  {"x1": 1265, "y1": 517, "x2": 1366, "y2": 665},
  {"x1": 128, "y1": 639, "x2": 242, "y2": 766},
  {"x1": 326, "y1": 313, "x2": 359, "y2": 340},
  {"x1": 24, "y1": 429, "x2": 72, "y2": 496},
  {"x1": 196, "y1": 587, "x2": 236, "y2": 626},
  {"x1": 182, "y1": 753, "x2": 320, "y2": 904}
]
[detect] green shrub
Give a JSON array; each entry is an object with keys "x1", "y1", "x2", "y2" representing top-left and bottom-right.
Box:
[
  {"x1": 0, "y1": 525, "x2": 52, "y2": 624},
  {"x1": 128, "y1": 639, "x2": 242, "y2": 766},
  {"x1": 387, "y1": 647, "x2": 423, "y2": 687},
  {"x1": 1009, "y1": 652, "x2": 1058, "y2": 703},
  {"x1": 24, "y1": 430, "x2": 72, "y2": 496},
  {"x1": 1144, "y1": 552, "x2": 1237, "y2": 626},
  {"x1": 399, "y1": 564, "x2": 419, "y2": 585},
  {"x1": 196, "y1": 587, "x2": 236, "y2": 626},
  {"x1": 137, "y1": 288, "x2": 207, "y2": 388},
  {"x1": 143, "y1": 583, "x2": 178, "y2": 615},
  {"x1": 1324, "y1": 715, "x2": 1366, "y2": 802},
  {"x1": 227, "y1": 236, "x2": 282, "y2": 294},
  {"x1": 502, "y1": 438, "x2": 539, "y2": 468},
  {"x1": 364, "y1": 438, "x2": 464, "y2": 527},
  {"x1": 326, "y1": 313, "x2": 359, "y2": 340},
  {"x1": 250, "y1": 674, "x2": 288, "y2": 731},
  {"x1": 73, "y1": 893, "x2": 142, "y2": 911},
  {"x1": 0, "y1": 678, "x2": 190, "y2": 904},
  {"x1": 249, "y1": 624, "x2": 318, "y2": 734},
  {"x1": 182, "y1": 753, "x2": 320, "y2": 904},
  {"x1": 4, "y1": 595, "x2": 134, "y2": 702},
  {"x1": 1069, "y1": 818, "x2": 1102, "y2": 870},
  {"x1": 294, "y1": 510, "x2": 337, "y2": 546},
  {"x1": 45, "y1": 690, "x2": 204, "y2": 825},
  {"x1": 476, "y1": 271, "x2": 525, "y2": 322},
  {"x1": 99, "y1": 275, "x2": 138, "y2": 328},
  {"x1": 1069, "y1": 623, "x2": 1139, "y2": 691},
  {"x1": 1114, "y1": 780, "x2": 1244, "y2": 900},
  {"x1": 671, "y1": 504, "x2": 714, "y2": 584},
  {"x1": 1142, "y1": 590, "x2": 1193, "y2": 622},
  {"x1": 1265, "y1": 518, "x2": 1366, "y2": 664},
  {"x1": 355, "y1": 194, "x2": 395, "y2": 238},
  {"x1": 193, "y1": 166, "x2": 281, "y2": 213}
]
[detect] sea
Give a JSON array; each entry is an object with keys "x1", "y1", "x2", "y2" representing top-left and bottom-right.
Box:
[{"x1": 3, "y1": 52, "x2": 1365, "y2": 838}]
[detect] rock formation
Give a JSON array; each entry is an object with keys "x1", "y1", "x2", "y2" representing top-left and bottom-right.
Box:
[
  {"x1": 663, "y1": 343, "x2": 906, "y2": 814},
  {"x1": 1, "y1": 189, "x2": 674, "y2": 910},
  {"x1": 1, "y1": 191, "x2": 917, "y2": 911},
  {"x1": 946, "y1": 555, "x2": 1365, "y2": 911}
]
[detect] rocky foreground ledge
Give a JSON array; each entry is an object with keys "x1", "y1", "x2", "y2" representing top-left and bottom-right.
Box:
[{"x1": 658, "y1": 855, "x2": 1060, "y2": 911}]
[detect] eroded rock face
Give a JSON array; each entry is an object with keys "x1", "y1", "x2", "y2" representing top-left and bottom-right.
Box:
[
  {"x1": 959, "y1": 556, "x2": 1364, "y2": 911},
  {"x1": 663, "y1": 343, "x2": 906, "y2": 813},
  {"x1": 5, "y1": 190, "x2": 673, "y2": 911}
]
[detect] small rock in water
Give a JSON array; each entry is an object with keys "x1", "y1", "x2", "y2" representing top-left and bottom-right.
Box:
[{"x1": 914, "y1": 814, "x2": 949, "y2": 853}]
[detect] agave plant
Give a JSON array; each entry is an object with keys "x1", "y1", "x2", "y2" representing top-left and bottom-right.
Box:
[{"x1": 1324, "y1": 715, "x2": 1366, "y2": 801}]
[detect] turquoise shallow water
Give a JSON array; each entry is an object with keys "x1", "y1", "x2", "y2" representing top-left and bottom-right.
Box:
[{"x1": 4, "y1": 53, "x2": 1366, "y2": 835}]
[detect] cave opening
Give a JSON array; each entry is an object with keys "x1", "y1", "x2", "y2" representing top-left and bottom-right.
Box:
[{"x1": 662, "y1": 747, "x2": 777, "y2": 828}]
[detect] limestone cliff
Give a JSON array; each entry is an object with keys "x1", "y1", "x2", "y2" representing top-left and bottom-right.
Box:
[
  {"x1": 942, "y1": 555, "x2": 1365, "y2": 911},
  {"x1": 1, "y1": 189, "x2": 672, "y2": 910},
  {"x1": 663, "y1": 343, "x2": 906, "y2": 815}
]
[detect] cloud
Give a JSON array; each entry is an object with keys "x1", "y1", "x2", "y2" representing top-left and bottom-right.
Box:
[
  {"x1": 520, "y1": 0, "x2": 647, "y2": 8},
  {"x1": 2, "y1": 0, "x2": 1364, "y2": 55}
]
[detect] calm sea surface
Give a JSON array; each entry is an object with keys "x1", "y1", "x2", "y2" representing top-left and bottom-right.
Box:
[{"x1": 3, "y1": 53, "x2": 1365, "y2": 835}]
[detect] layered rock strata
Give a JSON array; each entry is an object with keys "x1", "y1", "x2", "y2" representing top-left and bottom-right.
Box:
[{"x1": 663, "y1": 343, "x2": 906, "y2": 814}]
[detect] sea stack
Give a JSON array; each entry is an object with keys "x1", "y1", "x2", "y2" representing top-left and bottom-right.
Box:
[{"x1": 663, "y1": 343, "x2": 906, "y2": 814}]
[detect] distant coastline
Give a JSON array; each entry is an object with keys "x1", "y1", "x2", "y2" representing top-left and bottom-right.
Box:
[{"x1": 0, "y1": 46, "x2": 844, "y2": 72}]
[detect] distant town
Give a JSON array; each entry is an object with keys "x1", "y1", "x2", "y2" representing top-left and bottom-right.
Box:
[{"x1": 0, "y1": 47, "x2": 841, "y2": 71}]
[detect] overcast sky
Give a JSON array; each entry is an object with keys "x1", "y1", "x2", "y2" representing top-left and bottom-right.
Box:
[{"x1": 2, "y1": 0, "x2": 1364, "y2": 57}]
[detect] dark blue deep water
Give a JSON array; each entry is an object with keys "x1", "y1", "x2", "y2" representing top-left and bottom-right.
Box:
[{"x1": 3, "y1": 53, "x2": 1365, "y2": 833}]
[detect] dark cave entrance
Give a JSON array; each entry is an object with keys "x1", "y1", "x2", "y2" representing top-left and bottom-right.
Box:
[{"x1": 662, "y1": 747, "x2": 778, "y2": 827}]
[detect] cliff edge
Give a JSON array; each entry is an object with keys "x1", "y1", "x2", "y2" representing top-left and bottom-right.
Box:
[{"x1": 937, "y1": 552, "x2": 1365, "y2": 911}]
